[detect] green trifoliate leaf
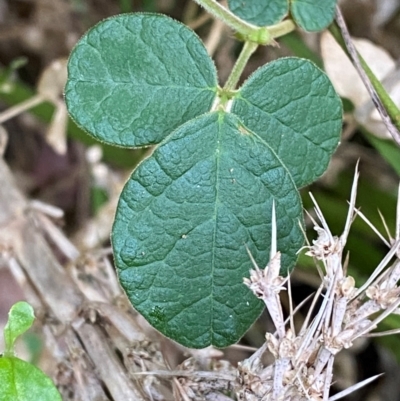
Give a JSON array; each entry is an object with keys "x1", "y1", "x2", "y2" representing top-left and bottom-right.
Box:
[
  {"x1": 0, "y1": 357, "x2": 62, "y2": 401},
  {"x1": 4, "y1": 301, "x2": 35, "y2": 356},
  {"x1": 231, "y1": 57, "x2": 342, "y2": 188},
  {"x1": 228, "y1": 0, "x2": 288, "y2": 26},
  {"x1": 290, "y1": 0, "x2": 337, "y2": 32},
  {"x1": 112, "y1": 111, "x2": 304, "y2": 348},
  {"x1": 65, "y1": 13, "x2": 217, "y2": 147}
]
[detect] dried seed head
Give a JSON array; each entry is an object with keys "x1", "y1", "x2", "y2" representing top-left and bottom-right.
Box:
[
  {"x1": 266, "y1": 333, "x2": 279, "y2": 359},
  {"x1": 324, "y1": 329, "x2": 354, "y2": 354},
  {"x1": 278, "y1": 330, "x2": 297, "y2": 359},
  {"x1": 339, "y1": 276, "x2": 356, "y2": 297},
  {"x1": 366, "y1": 285, "x2": 400, "y2": 308},
  {"x1": 306, "y1": 227, "x2": 341, "y2": 260},
  {"x1": 243, "y1": 252, "x2": 285, "y2": 295}
]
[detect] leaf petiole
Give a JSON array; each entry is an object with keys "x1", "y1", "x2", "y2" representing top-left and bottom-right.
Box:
[
  {"x1": 268, "y1": 19, "x2": 296, "y2": 40},
  {"x1": 193, "y1": 0, "x2": 296, "y2": 45},
  {"x1": 223, "y1": 41, "x2": 258, "y2": 91},
  {"x1": 192, "y1": 0, "x2": 259, "y2": 39}
]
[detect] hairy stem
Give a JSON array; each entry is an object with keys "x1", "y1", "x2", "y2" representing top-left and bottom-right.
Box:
[
  {"x1": 193, "y1": 0, "x2": 296, "y2": 45},
  {"x1": 269, "y1": 19, "x2": 296, "y2": 39},
  {"x1": 223, "y1": 41, "x2": 258, "y2": 91},
  {"x1": 193, "y1": 0, "x2": 258, "y2": 38}
]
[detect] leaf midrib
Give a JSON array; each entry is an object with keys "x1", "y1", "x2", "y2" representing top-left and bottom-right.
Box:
[{"x1": 209, "y1": 113, "x2": 224, "y2": 344}]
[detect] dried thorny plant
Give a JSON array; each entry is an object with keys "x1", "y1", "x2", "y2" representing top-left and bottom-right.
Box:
[{"x1": 237, "y1": 165, "x2": 400, "y2": 401}]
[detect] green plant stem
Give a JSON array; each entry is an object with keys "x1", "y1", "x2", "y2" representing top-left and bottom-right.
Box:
[
  {"x1": 360, "y1": 59, "x2": 400, "y2": 131},
  {"x1": 223, "y1": 41, "x2": 258, "y2": 91},
  {"x1": 193, "y1": 0, "x2": 296, "y2": 45},
  {"x1": 193, "y1": 0, "x2": 259, "y2": 37},
  {"x1": 194, "y1": 0, "x2": 296, "y2": 45},
  {"x1": 329, "y1": 23, "x2": 400, "y2": 134},
  {"x1": 268, "y1": 19, "x2": 296, "y2": 39}
]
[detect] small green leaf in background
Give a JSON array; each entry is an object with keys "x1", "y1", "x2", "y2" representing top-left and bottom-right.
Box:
[
  {"x1": 0, "y1": 358, "x2": 62, "y2": 401},
  {"x1": 0, "y1": 302, "x2": 62, "y2": 401},
  {"x1": 231, "y1": 57, "x2": 342, "y2": 188},
  {"x1": 228, "y1": 0, "x2": 288, "y2": 26},
  {"x1": 290, "y1": 0, "x2": 337, "y2": 32},
  {"x1": 3, "y1": 301, "x2": 34, "y2": 355},
  {"x1": 65, "y1": 13, "x2": 218, "y2": 147},
  {"x1": 113, "y1": 111, "x2": 304, "y2": 348}
]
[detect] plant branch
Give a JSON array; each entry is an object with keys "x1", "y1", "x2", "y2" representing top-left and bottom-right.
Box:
[
  {"x1": 193, "y1": 0, "x2": 296, "y2": 44},
  {"x1": 0, "y1": 94, "x2": 43, "y2": 124},
  {"x1": 268, "y1": 19, "x2": 296, "y2": 39},
  {"x1": 223, "y1": 41, "x2": 258, "y2": 91},
  {"x1": 330, "y1": 7, "x2": 400, "y2": 146},
  {"x1": 192, "y1": 0, "x2": 259, "y2": 38}
]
